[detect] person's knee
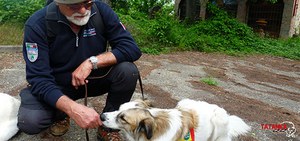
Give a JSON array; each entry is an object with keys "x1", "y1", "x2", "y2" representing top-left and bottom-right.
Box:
[
  {"x1": 18, "y1": 107, "x2": 52, "y2": 134},
  {"x1": 114, "y1": 62, "x2": 139, "y2": 78},
  {"x1": 110, "y1": 62, "x2": 139, "y2": 90},
  {"x1": 17, "y1": 88, "x2": 53, "y2": 134}
]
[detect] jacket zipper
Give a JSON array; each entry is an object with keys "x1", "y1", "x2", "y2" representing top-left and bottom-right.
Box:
[
  {"x1": 57, "y1": 11, "x2": 97, "y2": 48},
  {"x1": 76, "y1": 35, "x2": 79, "y2": 47},
  {"x1": 58, "y1": 21, "x2": 79, "y2": 47}
]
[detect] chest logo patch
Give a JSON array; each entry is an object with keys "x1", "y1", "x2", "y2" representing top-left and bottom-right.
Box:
[
  {"x1": 26, "y1": 42, "x2": 38, "y2": 62},
  {"x1": 83, "y1": 28, "x2": 96, "y2": 37}
]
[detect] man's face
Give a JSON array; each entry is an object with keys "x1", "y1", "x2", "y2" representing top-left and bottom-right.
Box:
[{"x1": 57, "y1": 0, "x2": 93, "y2": 26}]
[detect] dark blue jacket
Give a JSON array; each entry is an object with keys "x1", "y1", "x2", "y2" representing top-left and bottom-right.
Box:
[{"x1": 23, "y1": 1, "x2": 141, "y2": 107}]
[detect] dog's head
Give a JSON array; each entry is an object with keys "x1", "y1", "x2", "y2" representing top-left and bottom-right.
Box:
[
  {"x1": 101, "y1": 99, "x2": 155, "y2": 140},
  {"x1": 101, "y1": 108, "x2": 155, "y2": 140}
]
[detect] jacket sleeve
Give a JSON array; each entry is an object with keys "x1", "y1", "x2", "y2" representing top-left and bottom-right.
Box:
[
  {"x1": 97, "y1": 2, "x2": 142, "y2": 63},
  {"x1": 23, "y1": 15, "x2": 63, "y2": 107}
]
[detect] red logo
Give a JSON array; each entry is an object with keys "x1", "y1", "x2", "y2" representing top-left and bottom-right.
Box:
[
  {"x1": 261, "y1": 123, "x2": 287, "y2": 131},
  {"x1": 261, "y1": 121, "x2": 297, "y2": 139}
]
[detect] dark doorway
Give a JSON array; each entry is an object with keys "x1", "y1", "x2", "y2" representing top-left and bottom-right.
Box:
[
  {"x1": 178, "y1": 0, "x2": 200, "y2": 21},
  {"x1": 247, "y1": 0, "x2": 284, "y2": 38}
]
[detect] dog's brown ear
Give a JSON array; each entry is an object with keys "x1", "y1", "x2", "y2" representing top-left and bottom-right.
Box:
[
  {"x1": 134, "y1": 99, "x2": 153, "y2": 107},
  {"x1": 137, "y1": 118, "x2": 154, "y2": 139}
]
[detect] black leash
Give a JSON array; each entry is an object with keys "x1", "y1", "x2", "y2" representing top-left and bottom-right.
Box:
[
  {"x1": 138, "y1": 72, "x2": 145, "y2": 100},
  {"x1": 84, "y1": 83, "x2": 89, "y2": 141},
  {"x1": 83, "y1": 67, "x2": 113, "y2": 141},
  {"x1": 83, "y1": 67, "x2": 144, "y2": 141}
]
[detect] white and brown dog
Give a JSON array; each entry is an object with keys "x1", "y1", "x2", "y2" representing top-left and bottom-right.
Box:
[
  {"x1": 100, "y1": 99, "x2": 251, "y2": 141},
  {"x1": 0, "y1": 93, "x2": 20, "y2": 141}
]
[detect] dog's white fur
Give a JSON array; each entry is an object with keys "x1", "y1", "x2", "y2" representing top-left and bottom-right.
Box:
[
  {"x1": 101, "y1": 99, "x2": 251, "y2": 141},
  {"x1": 0, "y1": 93, "x2": 20, "y2": 141}
]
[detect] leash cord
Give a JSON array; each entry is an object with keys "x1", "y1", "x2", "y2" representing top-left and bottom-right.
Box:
[
  {"x1": 84, "y1": 83, "x2": 89, "y2": 141},
  {"x1": 138, "y1": 73, "x2": 145, "y2": 100},
  {"x1": 83, "y1": 67, "x2": 113, "y2": 141},
  {"x1": 83, "y1": 66, "x2": 144, "y2": 141}
]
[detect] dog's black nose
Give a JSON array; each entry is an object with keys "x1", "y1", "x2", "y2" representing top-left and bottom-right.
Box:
[{"x1": 100, "y1": 113, "x2": 107, "y2": 121}]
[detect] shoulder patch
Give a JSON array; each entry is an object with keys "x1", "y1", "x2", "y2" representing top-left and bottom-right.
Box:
[{"x1": 25, "y1": 42, "x2": 38, "y2": 62}]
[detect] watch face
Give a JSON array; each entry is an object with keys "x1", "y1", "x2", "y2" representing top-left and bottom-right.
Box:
[
  {"x1": 91, "y1": 57, "x2": 97, "y2": 62},
  {"x1": 90, "y1": 56, "x2": 97, "y2": 63},
  {"x1": 90, "y1": 56, "x2": 98, "y2": 69}
]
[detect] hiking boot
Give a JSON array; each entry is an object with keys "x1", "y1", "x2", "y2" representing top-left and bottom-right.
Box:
[
  {"x1": 50, "y1": 117, "x2": 70, "y2": 136},
  {"x1": 97, "y1": 126, "x2": 122, "y2": 141}
]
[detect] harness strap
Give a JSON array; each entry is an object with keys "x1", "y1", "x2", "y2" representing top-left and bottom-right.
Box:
[
  {"x1": 179, "y1": 128, "x2": 195, "y2": 141},
  {"x1": 190, "y1": 128, "x2": 195, "y2": 141},
  {"x1": 45, "y1": 2, "x2": 59, "y2": 44}
]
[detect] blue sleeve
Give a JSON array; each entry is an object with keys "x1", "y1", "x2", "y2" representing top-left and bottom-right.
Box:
[
  {"x1": 96, "y1": 2, "x2": 142, "y2": 62},
  {"x1": 23, "y1": 13, "x2": 63, "y2": 107}
]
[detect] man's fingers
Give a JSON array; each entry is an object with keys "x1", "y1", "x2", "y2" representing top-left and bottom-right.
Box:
[
  {"x1": 71, "y1": 76, "x2": 77, "y2": 87},
  {"x1": 78, "y1": 79, "x2": 85, "y2": 86},
  {"x1": 72, "y1": 75, "x2": 89, "y2": 88}
]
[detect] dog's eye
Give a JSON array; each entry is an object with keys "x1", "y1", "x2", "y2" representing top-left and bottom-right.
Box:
[
  {"x1": 119, "y1": 114, "x2": 128, "y2": 123},
  {"x1": 120, "y1": 115, "x2": 125, "y2": 121}
]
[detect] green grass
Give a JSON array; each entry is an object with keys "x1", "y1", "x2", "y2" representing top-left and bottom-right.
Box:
[
  {"x1": 200, "y1": 77, "x2": 218, "y2": 86},
  {"x1": 0, "y1": 23, "x2": 23, "y2": 45}
]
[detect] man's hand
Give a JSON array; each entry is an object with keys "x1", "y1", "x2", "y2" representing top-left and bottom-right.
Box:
[
  {"x1": 70, "y1": 103, "x2": 102, "y2": 129},
  {"x1": 56, "y1": 96, "x2": 102, "y2": 129},
  {"x1": 72, "y1": 59, "x2": 93, "y2": 89},
  {"x1": 71, "y1": 52, "x2": 117, "y2": 89}
]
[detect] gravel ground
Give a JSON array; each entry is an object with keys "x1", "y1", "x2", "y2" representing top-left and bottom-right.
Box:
[{"x1": 0, "y1": 50, "x2": 299, "y2": 141}]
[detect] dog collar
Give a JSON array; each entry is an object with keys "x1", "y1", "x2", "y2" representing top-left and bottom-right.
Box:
[{"x1": 178, "y1": 128, "x2": 195, "y2": 141}]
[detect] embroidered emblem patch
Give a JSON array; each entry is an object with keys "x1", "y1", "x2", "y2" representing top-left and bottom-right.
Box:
[
  {"x1": 83, "y1": 28, "x2": 96, "y2": 37},
  {"x1": 26, "y1": 42, "x2": 38, "y2": 62}
]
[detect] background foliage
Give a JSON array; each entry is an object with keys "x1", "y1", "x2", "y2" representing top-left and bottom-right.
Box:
[
  {"x1": 0, "y1": 0, "x2": 45, "y2": 23},
  {"x1": 0, "y1": 0, "x2": 299, "y2": 60},
  {"x1": 111, "y1": 0, "x2": 172, "y2": 14}
]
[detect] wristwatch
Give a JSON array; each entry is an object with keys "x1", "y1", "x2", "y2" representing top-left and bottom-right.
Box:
[{"x1": 89, "y1": 56, "x2": 98, "y2": 70}]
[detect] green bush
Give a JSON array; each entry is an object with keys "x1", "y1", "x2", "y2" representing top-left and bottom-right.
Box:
[
  {"x1": 0, "y1": 0, "x2": 299, "y2": 60},
  {"x1": 122, "y1": 2, "x2": 299, "y2": 59},
  {"x1": 0, "y1": 0, "x2": 45, "y2": 23},
  {"x1": 184, "y1": 3, "x2": 260, "y2": 53}
]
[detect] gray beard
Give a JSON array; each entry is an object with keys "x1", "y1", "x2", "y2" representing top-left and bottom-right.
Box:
[{"x1": 66, "y1": 10, "x2": 91, "y2": 26}]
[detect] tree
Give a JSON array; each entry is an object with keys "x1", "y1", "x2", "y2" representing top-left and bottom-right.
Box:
[{"x1": 200, "y1": 0, "x2": 209, "y2": 20}]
